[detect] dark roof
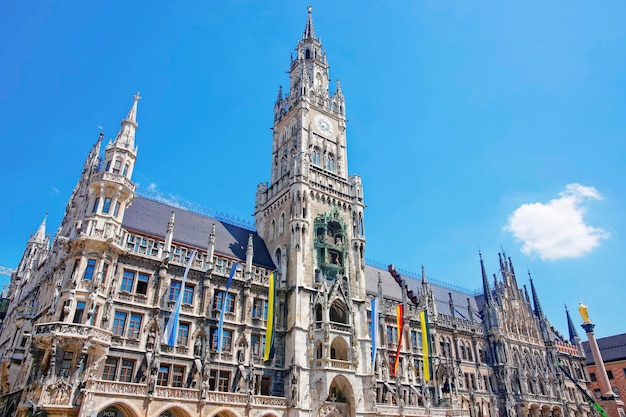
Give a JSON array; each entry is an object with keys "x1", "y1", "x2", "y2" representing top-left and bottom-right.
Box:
[
  {"x1": 364, "y1": 264, "x2": 483, "y2": 324},
  {"x1": 122, "y1": 196, "x2": 275, "y2": 268},
  {"x1": 582, "y1": 333, "x2": 626, "y2": 365}
]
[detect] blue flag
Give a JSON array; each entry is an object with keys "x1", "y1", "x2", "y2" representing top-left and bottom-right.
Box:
[
  {"x1": 371, "y1": 298, "x2": 377, "y2": 366},
  {"x1": 217, "y1": 262, "x2": 239, "y2": 351},
  {"x1": 162, "y1": 251, "x2": 196, "y2": 346}
]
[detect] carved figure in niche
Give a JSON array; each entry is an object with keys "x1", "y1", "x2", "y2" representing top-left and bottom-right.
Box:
[
  {"x1": 146, "y1": 327, "x2": 156, "y2": 350},
  {"x1": 201, "y1": 378, "x2": 209, "y2": 398},
  {"x1": 290, "y1": 365, "x2": 300, "y2": 403},
  {"x1": 237, "y1": 343, "x2": 246, "y2": 364},
  {"x1": 148, "y1": 371, "x2": 156, "y2": 394},
  {"x1": 194, "y1": 336, "x2": 202, "y2": 357},
  {"x1": 50, "y1": 280, "x2": 61, "y2": 314}
]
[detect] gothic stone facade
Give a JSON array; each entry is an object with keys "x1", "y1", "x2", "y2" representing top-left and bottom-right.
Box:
[{"x1": 0, "y1": 8, "x2": 592, "y2": 417}]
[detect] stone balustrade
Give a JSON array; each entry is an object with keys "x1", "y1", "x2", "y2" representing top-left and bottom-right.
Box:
[{"x1": 34, "y1": 322, "x2": 112, "y2": 346}]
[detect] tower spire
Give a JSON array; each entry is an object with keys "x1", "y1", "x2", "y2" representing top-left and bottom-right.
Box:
[
  {"x1": 30, "y1": 212, "x2": 48, "y2": 244},
  {"x1": 303, "y1": 6, "x2": 316, "y2": 40},
  {"x1": 565, "y1": 304, "x2": 580, "y2": 343},
  {"x1": 528, "y1": 271, "x2": 544, "y2": 318},
  {"x1": 480, "y1": 252, "x2": 494, "y2": 306},
  {"x1": 113, "y1": 92, "x2": 141, "y2": 149}
]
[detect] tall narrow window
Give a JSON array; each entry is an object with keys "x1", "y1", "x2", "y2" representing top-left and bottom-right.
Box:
[
  {"x1": 172, "y1": 366, "x2": 185, "y2": 388},
  {"x1": 102, "y1": 198, "x2": 112, "y2": 214},
  {"x1": 327, "y1": 153, "x2": 335, "y2": 172},
  {"x1": 119, "y1": 359, "x2": 134, "y2": 382},
  {"x1": 92, "y1": 198, "x2": 100, "y2": 213},
  {"x1": 127, "y1": 313, "x2": 142, "y2": 339},
  {"x1": 112, "y1": 312, "x2": 127, "y2": 337},
  {"x1": 113, "y1": 159, "x2": 122, "y2": 175},
  {"x1": 158, "y1": 365, "x2": 170, "y2": 386},
  {"x1": 73, "y1": 301, "x2": 86, "y2": 324},
  {"x1": 312, "y1": 148, "x2": 321, "y2": 166},
  {"x1": 178, "y1": 323, "x2": 190, "y2": 346},
  {"x1": 136, "y1": 273, "x2": 149, "y2": 295},
  {"x1": 183, "y1": 285, "x2": 194, "y2": 304},
  {"x1": 103, "y1": 358, "x2": 118, "y2": 380},
  {"x1": 113, "y1": 201, "x2": 121, "y2": 217},
  {"x1": 83, "y1": 259, "x2": 97, "y2": 280},
  {"x1": 123, "y1": 164, "x2": 129, "y2": 177},
  {"x1": 169, "y1": 281, "x2": 182, "y2": 301},
  {"x1": 60, "y1": 352, "x2": 73, "y2": 377},
  {"x1": 121, "y1": 270, "x2": 135, "y2": 293},
  {"x1": 101, "y1": 262, "x2": 110, "y2": 283}
]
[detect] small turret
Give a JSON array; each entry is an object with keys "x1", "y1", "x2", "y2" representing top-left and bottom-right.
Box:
[{"x1": 245, "y1": 234, "x2": 254, "y2": 278}]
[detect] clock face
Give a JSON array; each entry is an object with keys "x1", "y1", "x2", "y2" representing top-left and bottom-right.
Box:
[{"x1": 314, "y1": 115, "x2": 333, "y2": 135}]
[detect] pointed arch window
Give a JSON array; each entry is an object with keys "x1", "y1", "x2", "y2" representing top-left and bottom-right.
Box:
[
  {"x1": 312, "y1": 147, "x2": 321, "y2": 166},
  {"x1": 327, "y1": 153, "x2": 335, "y2": 172},
  {"x1": 279, "y1": 213, "x2": 285, "y2": 235},
  {"x1": 270, "y1": 220, "x2": 276, "y2": 241}
]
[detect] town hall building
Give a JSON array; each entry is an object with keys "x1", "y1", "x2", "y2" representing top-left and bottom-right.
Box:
[{"x1": 0, "y1": 8, "x2": 593, "y2": 417}]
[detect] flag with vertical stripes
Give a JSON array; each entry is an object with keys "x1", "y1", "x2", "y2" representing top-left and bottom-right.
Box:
[
  {"x1": 420, "y1": 310, "x2": 432, "y2": 382},
  {"x1": 370, "y1": 298, "x2": 378, "y2": 366},
  {"x1": 162, "y1": 251, "x2": 196, "y2": 346},
  {"x1": 263, "y1": 271, "x2": 276, "y2": 361},
  {"x1": 393, "y1": 304, "x2": 404, "y2": 377},
  {"x1": 217, "y1": 262, "x2": 239, "y2": 352}
]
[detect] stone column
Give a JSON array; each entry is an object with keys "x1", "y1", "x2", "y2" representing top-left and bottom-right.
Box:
[{"x1": 579, "y1": 302, "x2": 625, "y2": 417}]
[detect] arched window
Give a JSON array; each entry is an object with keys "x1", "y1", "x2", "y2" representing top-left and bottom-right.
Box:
[
  {"x1": 305, "y1": 49, "x2": 310, "y2": 59},
  {"x1": 312, "y1": 147, "x2": 321, "y2": 166},
  {"x1": 330, "y1": 337, "x2": 349, "y2": 361},
  {"x1": 327, "y1": 153, "x2": 335, "y2": 172},
  {"x1": 279, "y1": 213, "x2": 285, "y2": 235},
  {"x1": 329, "y1": 300, "x2": 348, "y2": 323},
  {"x1": 275, "y1": 248, "x2": 281, "y2": 269},
  {"x1": 270, "y1": 220, "x2": 276, "y2": 241}
]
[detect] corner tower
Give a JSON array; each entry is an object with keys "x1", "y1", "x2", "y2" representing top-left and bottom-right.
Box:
[{"x1": 255, "y1": 7, "x2": 370, "y2": 417}]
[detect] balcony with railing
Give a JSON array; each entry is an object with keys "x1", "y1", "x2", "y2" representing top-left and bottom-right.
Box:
[
  {"x1": 91, "y1": 171, "x2": 136, "y2": 192},
  {"x1": 87, "y1": 380, "x2": 288, "y2": 407},
  {"x1": 33, "y1": 321, "x2": 112, "y2": 347}
]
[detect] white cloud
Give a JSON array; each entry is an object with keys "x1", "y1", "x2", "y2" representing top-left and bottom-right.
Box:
[{"x1": 504, "y1": 183, "x2": 609, "y2": 260}]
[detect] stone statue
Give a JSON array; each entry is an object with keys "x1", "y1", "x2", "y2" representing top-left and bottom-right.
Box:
[{"x1": 578, "y1": 301, "x2": 590, "y2": 324}]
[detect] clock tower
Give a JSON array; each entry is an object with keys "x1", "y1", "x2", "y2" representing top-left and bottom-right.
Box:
[{"x1": 255, "y1": 7, "x2": 372, "y2": 416}]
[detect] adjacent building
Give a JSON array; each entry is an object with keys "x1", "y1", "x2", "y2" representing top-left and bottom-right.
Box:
[{"x1": 0, "y1": 8, "x2": 593, "y2": 417}]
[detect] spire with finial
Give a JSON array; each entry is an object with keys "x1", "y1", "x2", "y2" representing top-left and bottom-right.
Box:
[
  {"x1": 480, "y1": 252, "x2": 494, "y2": 306},
  {"x1": 421, "y1": 264, "x2": 427, "y2": 284},
  {"x1": 275, "y1": 85, "x2": 283, "y2": 105},
  {"x1": 30, "y1": 212, "x2": 48, "y2": 244},
  {"x1": 336, "y1": 79, "x2": 343, "y2": 97},
  {"x1": 565, "y1": 304, "x2": 580, "y2": 343},
  {"x1": 113, "y1": 92, "x2": 141, "y2": 149},
  {"x1": 528, "y1": 271, "x2": 544, "y2": 318},
  {"x1": 303, "y1": 6, "x2": 316, "y2": 40}
]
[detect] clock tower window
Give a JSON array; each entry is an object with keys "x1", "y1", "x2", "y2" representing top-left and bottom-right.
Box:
[
  {"x1": 327, "y1": 153, "x2": 335, "y2": 172},
  {"x1": 312, "y1": 148, "x2": 321, "y2": 166}
]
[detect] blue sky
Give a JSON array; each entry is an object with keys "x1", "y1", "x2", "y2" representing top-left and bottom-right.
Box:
[{"x1": 0, "y1": 1, "x2": 624, "y2": 338}]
